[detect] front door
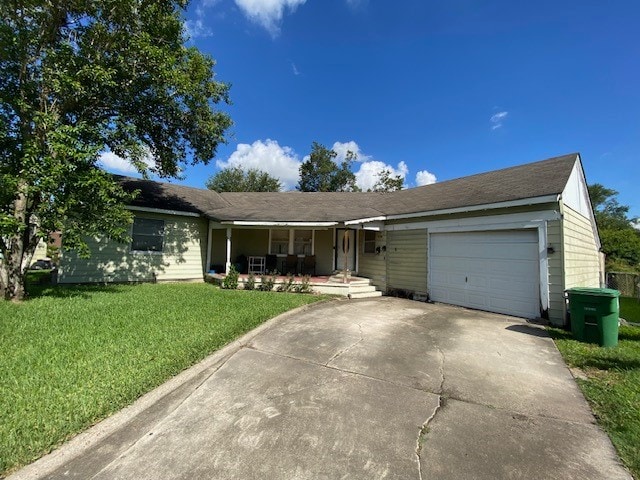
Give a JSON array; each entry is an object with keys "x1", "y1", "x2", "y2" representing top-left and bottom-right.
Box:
[{"x1": 335, "y1": 229, "x2": 356, "y2": 272}]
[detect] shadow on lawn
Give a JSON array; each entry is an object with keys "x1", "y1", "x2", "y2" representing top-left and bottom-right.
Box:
[{"x1": 26, "y1": 283, "x2": 133, "y2": 300}]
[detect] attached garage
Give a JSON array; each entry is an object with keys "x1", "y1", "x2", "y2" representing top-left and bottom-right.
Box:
[{"x1": 429, "y1": 230, "x2": 541, "y2": 319}]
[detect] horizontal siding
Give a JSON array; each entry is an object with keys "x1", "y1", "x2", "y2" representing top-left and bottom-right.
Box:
[
  {"x1": 358, "y1": 231, "x2": 387, "y2": 290},
  {"x1": 313, "y1": 229, "x2": 334, "y2": 275},
  {"x1": 59, "y1": 213, "x2": 207, "y2": 283},
  {"x1": 547, "y1": 220, "x2": 565, "y2": 323},
  {"x1": 387, "y1": 229, "x2": 427, "y2": 294},
  {"x1": 563, "y1": 205, "x2": 600, "y2": 290}
]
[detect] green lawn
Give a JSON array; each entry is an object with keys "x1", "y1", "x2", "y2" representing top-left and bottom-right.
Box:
[
  {"x1": 550, "y1": 325, "x2": 640, "y2": 479},
  {"x1": 0, "y1": 282, "x2": 325, "y2": 476},
  {"x1": 620, "y1": 296, "x2": 640, "y2": 323}
]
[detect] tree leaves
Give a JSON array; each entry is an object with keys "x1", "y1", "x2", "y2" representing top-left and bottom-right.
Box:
[
  {"x1": 297, "y1": 142, "x2": 359, "y2": 192},
  {"x1": 0, "y1": 0, "x2": 231, "y2": 299},
  {"x1": 206, "y1": 167, "x2": 281, "y2": 192}
]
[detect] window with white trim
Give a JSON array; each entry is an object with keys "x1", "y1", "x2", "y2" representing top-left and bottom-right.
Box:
[
  {"x1": 131, "y1": 218, "x2": 165, "y2": 252},
  {"x1": 270, "y1": 229, "x2": 289, "y2": 254},
  {"x1": 294, "y1": 230, "x2": 312, "y2": 255},
  {"x1": 363, "y1": 230, "x2": 376, "y2": 254}
]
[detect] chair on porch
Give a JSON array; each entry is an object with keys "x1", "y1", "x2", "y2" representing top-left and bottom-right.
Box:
[
  {"x1": 302, "y1": 255, "x2": 316, "y2": 276},
  {"x1": 285, "y1": 254, "x2": 298, "y2": 275},
  {"x1": 265, "y1": 254, "x2": 278, "y2": 273}
]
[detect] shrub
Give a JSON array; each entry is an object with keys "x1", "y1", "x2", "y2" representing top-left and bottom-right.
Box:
[
  {"x1": 277, "y1": 274, "x2": 296, "y2": 292},
  {"x1": 294, "y1": 275, "x2": 313, "y2": 294},
  {"x1": 259, "y1": 271, "x2": 276, "y2": 291},
  {"x1": 221, "y1": 266, "x2": 239, "y2": 289},
  {"x1": 245, "y1": 272, "x2": 256, "y2": 290}
]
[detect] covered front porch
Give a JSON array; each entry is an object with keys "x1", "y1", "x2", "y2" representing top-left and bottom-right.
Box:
[{"x1": 205, "y1": 222, "x2": 361, "y2": 277}]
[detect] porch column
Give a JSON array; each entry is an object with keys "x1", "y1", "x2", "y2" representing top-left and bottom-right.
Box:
[
  {"x1": 225, "y1": 227, "x2": 232, "y2": 274},
  {"x1": 311, "y1": 230, "x2": 315, "y2": 255},
  {"x1": 288, "y1": 228, "x2": 294, "y2": 254}
]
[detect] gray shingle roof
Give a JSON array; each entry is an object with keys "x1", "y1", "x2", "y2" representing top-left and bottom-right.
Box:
[
  {"x1": 115, "y1": 175, "x2": 230, "y2": 215},
  {"x1": 376, "y1": 153, "x2": 579, "y2": 216},
  {"x1": 115, "y1": 153, "x2": 579, "y2": 222}
]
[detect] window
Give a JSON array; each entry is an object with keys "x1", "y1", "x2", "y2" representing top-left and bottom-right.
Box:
[
  {"x1": 294, "y1": 230, "x2": 312, "y2": 255},
  {"x1": 131, "y1": 218, "x2": 164, "y2": 252},
  {"x1": 363, "y1": 230, "x2": 376, "y2": 254},
  {"x1": 271, "y1": 229, "x2": 289, "y2": 254}
]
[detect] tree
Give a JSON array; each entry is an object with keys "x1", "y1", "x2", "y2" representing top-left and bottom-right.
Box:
[
  {"x1": 206, "y1": 167, "x2": 281, "y2": 192},
  {"x1": 588, "y1": 184, "x2": 640, "y2": 270},
  {"x1": 370, "y1": 169, "x2": 404, "y2": 192},
  {"x1": 0, "y1": 1, "x2": 232, "y2": 301},
  {"x1": 297, "y1": 142, "x2": 359, "y2": 192}
]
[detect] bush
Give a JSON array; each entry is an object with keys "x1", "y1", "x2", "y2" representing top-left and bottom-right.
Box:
[
  {"x1": 259, "y1": 271, "x2": 277, "y2": 291},
  {"x1": 221, "y1": 266, "x2": 239, "y2": 289},
  {"x1": 277, "y1": 274, "x2": 296, "y2": 292},
  {"x1": 244, "y1": 273, "x2": 256, "y2": 291},
  {"x1": 294, "y1": 275, "x2": 313, "y2": 294}
]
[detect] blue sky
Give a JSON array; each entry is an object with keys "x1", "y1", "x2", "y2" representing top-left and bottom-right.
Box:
[{"x1": 101, "y1": 0, "x2": 640, "y2": 217}]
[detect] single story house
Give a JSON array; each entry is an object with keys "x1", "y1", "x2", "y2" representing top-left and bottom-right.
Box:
[{"x1": 58, "y1": 153, "x2": 602, "y2": 325}]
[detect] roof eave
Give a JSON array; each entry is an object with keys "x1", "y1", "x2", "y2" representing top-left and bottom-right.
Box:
[{"x1": 384, "y1": 194, "x2": 561, "y2": 221}]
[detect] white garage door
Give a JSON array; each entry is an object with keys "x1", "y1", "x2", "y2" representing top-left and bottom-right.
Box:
[{"x1": 429, "y1": 230, "x2": 540, "y2": 318}]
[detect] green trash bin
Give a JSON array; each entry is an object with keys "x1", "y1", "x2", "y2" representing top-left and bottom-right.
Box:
[{"x1": 566, "y1": 288, "x2": 620, "y2": 347}]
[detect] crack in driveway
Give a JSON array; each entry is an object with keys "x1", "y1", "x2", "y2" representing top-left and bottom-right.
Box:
[
  {"x1": 325, "y1": 322, "x2": 364, "y2": 366},
  {"x1": 416, "y1": 347, "x2": 446, "y2": 480}
]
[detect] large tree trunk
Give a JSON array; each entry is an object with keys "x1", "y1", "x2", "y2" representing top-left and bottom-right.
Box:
[{"x1": 1, "y1": 180, "x2": 39, "y2": 302}]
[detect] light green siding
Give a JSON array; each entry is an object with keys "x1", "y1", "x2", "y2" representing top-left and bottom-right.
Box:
[
  {"x1": 386, "y1": 229, "x2": 427, "y2": 294},
  {"x1": 59, "y1": 213, "x2": 207, "y2": 283},
  {"x1": 358, "y1": 231, "x2": 387, "y2": 290},
  {"x1": 562, "y1": 205, "x2": 600, "y2": 290},
  {"x1": 314, "y1": 229, "x2": 334, "y2": 275},
  {"x1": 547, "y1": 220, "x2": 565, "y2": 323}
]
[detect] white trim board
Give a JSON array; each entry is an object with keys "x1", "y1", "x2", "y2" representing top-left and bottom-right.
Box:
[
  {"x1": 221, "y1": 221, "x2": 338, "y2": 227},
  {"x1": 127, "y1": 206, "x2": 201, "y2": 218}
]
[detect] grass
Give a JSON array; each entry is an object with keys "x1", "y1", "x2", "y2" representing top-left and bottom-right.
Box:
[
  {"x1": 0, "y1": 282, "x2": 325, "y2": 476},
  {"x1": 620, "y1": 296, "x2": 640, "y2": 323},
  {"x1": 549, "y1": 324, "x2": 640, "y2": 478}
]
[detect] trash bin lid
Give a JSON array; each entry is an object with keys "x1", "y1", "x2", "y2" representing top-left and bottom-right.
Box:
[{"x1": 566, "y1": 287, "x2": 620, "y2": 297}]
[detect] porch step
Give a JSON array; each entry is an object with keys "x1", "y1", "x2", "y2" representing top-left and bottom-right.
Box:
[{"x1": 349, "y1": 290, "x2": 383, "y2": 299}]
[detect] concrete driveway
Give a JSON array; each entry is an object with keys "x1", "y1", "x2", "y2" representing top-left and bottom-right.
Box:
[{"x1": 12, "y1": 298, "x2": 631, "y2": 479}]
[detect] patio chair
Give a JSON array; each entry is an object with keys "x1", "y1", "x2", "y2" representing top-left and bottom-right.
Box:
[
  {"x1": 302, "y1": 255, "x2": 316, "y2": 276},
  {"x1": 285, "y1": 254, "x2": 298, "y2": 275},
  {"x1": 265, "y1": 254, "x2": 278, "y2": 273}
]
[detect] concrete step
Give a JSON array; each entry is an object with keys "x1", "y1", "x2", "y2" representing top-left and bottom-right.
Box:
[
  {"x1": 348, "y1": 284, "x2": 380, "y2": 293},
  {"x1": 349, "y1": 290, "x2": 383, "y2": 299}
]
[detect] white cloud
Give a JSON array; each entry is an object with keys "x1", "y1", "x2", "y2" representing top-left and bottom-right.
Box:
[
  {"x1": 331, "y1": 141, "x2": 371, "y2": 163},
  {"x1": 490, "y1": 111, "x2": 508, "y2": 130},
  {"x1": 99, "y1": 151, "x2": 154, "y2": 175},
  {"x1": 355, "y1": 160, "x2": 408, "y2": 191},
  {"x1": 291, "y1": 61, "x2": 301, "y2": 75},
  {"x1": 217, "y1": 139, "x2": 301, "y2": 189},
  {"x1": 415, "y1": 169, "x2": 437, "y2": 186},
  {"x1": 185, "y1": 18, "x2": 213, "y2": 39},
  {"x1": 234, "y1": 0, "x2": 307, "y2": 36},
  {"x1": 184, "y1": 0, "x2": 220, "y2": 39}
]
